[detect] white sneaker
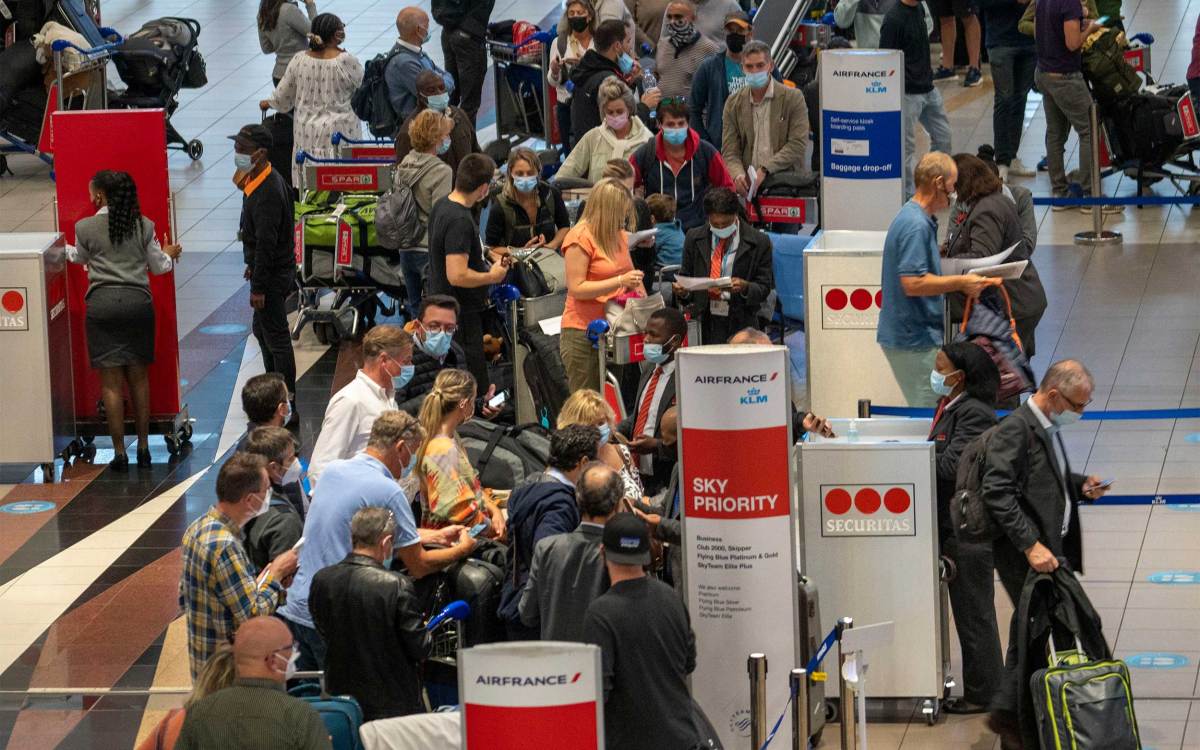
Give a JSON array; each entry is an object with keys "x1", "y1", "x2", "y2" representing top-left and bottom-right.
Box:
[
  {"x1": 1080, "y1": 203, "x2": 1123, "y2": 215},
  {"x1": 1007, "y1": 157, "x2": 1036, "y2": 177},
  {"x1": 998, "y1": 164, "x2": 1010, "y2": 183}
]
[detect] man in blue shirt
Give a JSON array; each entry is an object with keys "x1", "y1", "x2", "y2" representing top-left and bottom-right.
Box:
[
  {"x1": 384, "y1": 7, "x2": 457, "y2": 123},
  {"x1": 877, "y1": 152, "x2": 997, "y2": 406},
  {"x1": 278, "y1": 410, "x2": 475, "y2": 671}
]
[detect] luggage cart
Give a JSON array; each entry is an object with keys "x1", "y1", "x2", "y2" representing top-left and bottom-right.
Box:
[
  {"x1": 485, "y1": 30, "x2": 556, "y2": 156},
  {"x1": 504, "y1": 246, "x2": 567, "y2": 426},
  {"x1": 331, "y1": 131, "x2": 396, "y2": 160}
]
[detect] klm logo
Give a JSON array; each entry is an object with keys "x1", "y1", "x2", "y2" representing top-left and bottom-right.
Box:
[
  {"x1": 740, "y1": 387, "x2": 768, "y2": 405},
  {"x1": 865, "y1": 80, "x2": 887, "y2": 94}
]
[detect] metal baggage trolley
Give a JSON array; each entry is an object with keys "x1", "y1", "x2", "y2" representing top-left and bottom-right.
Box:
[
  {"x1": 331, "y1": 131, "x2": 396, "y2": 160},
  {"x1": 485, "y1": 30, "x2": 556, "y2": 153}
]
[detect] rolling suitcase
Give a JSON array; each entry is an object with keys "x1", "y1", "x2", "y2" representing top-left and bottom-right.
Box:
[
  {"x1": 1030, "y1": 633, "x2": 1140, "y2": 750},
  {"x1": 797, "y1": 572, "x2": 827, "y2": 744},
  {"x1": 289, "y1": 679, "x2": 366, "y2": 750},
  {"x1": 452, "y1": 557, "x2": 506, "y2": 646}
]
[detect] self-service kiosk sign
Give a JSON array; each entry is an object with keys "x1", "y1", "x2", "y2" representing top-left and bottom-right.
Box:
[
  {"x1": 820, "y1": 285, "x2": 882, "y2": 329},
  {"x1": 821, "y1": 483, "x2": 915, "y2": 537},
  {"x1": 0, "y1": 288, "x2": 29, "y2": 331}
]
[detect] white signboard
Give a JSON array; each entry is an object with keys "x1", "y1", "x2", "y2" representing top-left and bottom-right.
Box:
[
  {"x1": 677, "y1": 345, "x2": 799, "y2": 747},
  {"x1": 820, "y1": 50, "x2": 904, "y2": 231}
]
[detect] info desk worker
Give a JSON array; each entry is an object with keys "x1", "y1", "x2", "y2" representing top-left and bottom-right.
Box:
[{"x1": 67, "y1": 170, "x2": 182, "y2": 471}]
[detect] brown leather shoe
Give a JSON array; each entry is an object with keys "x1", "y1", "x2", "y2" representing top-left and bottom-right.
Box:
[{"x1": 986, "y1": 710, "x2": 1023, "y2": 750}]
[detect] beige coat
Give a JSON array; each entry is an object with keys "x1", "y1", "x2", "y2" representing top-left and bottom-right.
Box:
[{"x1": 721, "y1": 81, "x2": 812, "y2": 180}]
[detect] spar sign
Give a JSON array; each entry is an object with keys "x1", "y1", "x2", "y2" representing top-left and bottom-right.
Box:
[
  {"x1": 821, "y1": 483, "x2": 915, "y2": 537},
  {"x1": 460, "y1": 642, "x2": 603, "y2": 749},
  {"x1": 678, "y1": 345, "x2": 798, "y2": 748}
]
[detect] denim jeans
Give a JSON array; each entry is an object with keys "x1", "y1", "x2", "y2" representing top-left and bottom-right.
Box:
[
  {"x1": 903, "y1": 89, "x2": 953, "y2": 198},
  {"x1": 988, "y1": 45, "x2": 1036, "y2": 165},
  {"x1": 396, "y1": 250, "x2": 428, "y2": 320},
  {"x1": 281, "y1": 615, "x2": 326, "y2": 672},
  {"x1": 1035, "y1": 69, "x2": 1094, "y2": 196}
]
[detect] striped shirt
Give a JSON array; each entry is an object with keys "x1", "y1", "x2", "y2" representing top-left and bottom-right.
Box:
[
  {"x1": 180, "y1": 508, "x2": 284, "y2": 678},
  {"x1": 175, "y1": 678, "x2": 332, "y2": 750}
]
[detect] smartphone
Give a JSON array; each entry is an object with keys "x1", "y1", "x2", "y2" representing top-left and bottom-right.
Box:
[
  {"x1": 468, "y1": 520, "x2": 491, "y2": 538},
  {"x1": 292, "y1": 536, "x2": 306, "y2": 551},
  {"x1": 487, "y1": 390, "x2": 509, "y2": 408},
  {"x1": 1095, "y1": 479, "x2": 1114, "y2": 489}
]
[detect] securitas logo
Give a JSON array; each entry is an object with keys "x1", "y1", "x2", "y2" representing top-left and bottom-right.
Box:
[
  {"x1": 475, "y1": 672, "x2": 582, "y2": 687},
  {"x1": 693, "y1": 373, "x2": 778, "y2": 385},
  {"x1": 820, "y1": 484, "x2": 915, "y2": 538}
]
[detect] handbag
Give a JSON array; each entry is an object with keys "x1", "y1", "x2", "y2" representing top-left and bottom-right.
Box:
[
  {"x1": 605, "y1": 290, "x2": 665, "y2": 334},
  {"x1": 954, "y1": 284, "x2": 1035, "y2": 403}
]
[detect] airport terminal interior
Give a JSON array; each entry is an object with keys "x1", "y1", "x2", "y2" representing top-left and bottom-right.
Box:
[{"x1": 1, "y1": 0, "x2": 1199, "y2": 747}]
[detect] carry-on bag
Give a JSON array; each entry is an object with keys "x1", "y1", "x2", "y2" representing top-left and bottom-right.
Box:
[
  {"x1": 797, "y1": 572, "x2": 827, "y2": 743},
  {"x1": 954, "y1": 284, "x2": 1035, "y2": 402},
  {"x1": 518, "y1": 327, "x2": 570, "y2": 427},
  {"x1": 457, "y1": 420, "x2": 549, "y2": 490},
  {"x1": 1081, "y1": 27, "x2": 1141, "y2": 104},
  {"x1": 289, "y1": 683, "x2": 366, "y2": 750},
  {"x1": 1031, "y1": 632, "x2": 1140, "y2": 750}
]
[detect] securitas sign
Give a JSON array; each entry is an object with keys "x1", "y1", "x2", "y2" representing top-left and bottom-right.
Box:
[
  {"x1": 820, "y1": 285, "x2": 881, "y2": 329},
  {"x1": 0, "y1": 288, "x2": 29, "y2": 331},
  {"x1": 820, "y1": 484, "x2": 915, "y2": 537}
]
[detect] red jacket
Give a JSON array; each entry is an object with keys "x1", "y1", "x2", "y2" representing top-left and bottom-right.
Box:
[{"x1": 629, "y1": 128, "x2": 733, "y2": 231}]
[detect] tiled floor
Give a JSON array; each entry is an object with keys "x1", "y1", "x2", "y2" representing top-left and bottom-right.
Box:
[{"x1": 2, "y1": 0, "x2": 1200, "y2": 747}]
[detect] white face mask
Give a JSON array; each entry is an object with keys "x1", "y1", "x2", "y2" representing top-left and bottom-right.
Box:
[
  {"x1": 281, "y1": 459, "x2": 303, "y2": 486},
  {"x1": 274, "y1": 648, "x2": 299, "y2": 681},
  {"x1": 246, "y1": 492, "x2": 270, "y2": 524}
]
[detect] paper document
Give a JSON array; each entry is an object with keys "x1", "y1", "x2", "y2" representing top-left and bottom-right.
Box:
[
  {"x1": 627, "y1": 228, "x2": 657, "y2": 247},
  {"x1": 674, "y1": 275, "x2": 732, "y2": 291},
  {"x1": 974, "y1": 260, "x2": 1028, "y2": 280},
  {"x1": 538, "y1": 315, "x2": 563, "y2": 335},
  {"x1": 747, "y1": 166, "x2": 761, "y2": 200},
  {"x1": 941, "y1": 242, "x2": 1018, "y2": 275}
]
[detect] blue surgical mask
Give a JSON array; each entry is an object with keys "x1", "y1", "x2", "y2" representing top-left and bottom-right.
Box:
[
  {"x1": 402, "y1": 444, "x2": 418, "y2": 477},
  {"x1": 643, "y1": 342, "x2": 669, "y2": 364},
  {"x1": 598, "y1": 423, "x2": 611, "y2": 444},
  {"x1": 514, "y1": 176, "x2": 538, "y2": 193},
  {"x1": 382, "y1": 555, "x2": 393, "y2": 570},
  {"x1": 929, "y1": 369, "x2": 954, "y2": 397},
  {"x1": 746, "y1": 70, "x2": 770, "y2": 89},
  {"x1": 1052, "y1": 409, "x2": 1082, "y2": 428},
  {"x1": 710, "y1": 222, "x2": 737, "y2": 240},
  {"x1": 437, "y1": 136, "x2": 451, "y2": 155},
  {"x1": 393, "y1": 364, "x2": 415, "y2": 390},
  {"x1": 617, "y1": 52, "x2": 635, "y2": 74},
  {"x1": 234, "y1": 153, "x2": 254, "y2": 171},
  {"x1": 663, "y1": 127, "x2": 688, "y2": 146},
  {"x1": 426, "y1": 92, "x2": 449, "y2": 112},
  {"x1": 420, "y1": 329, "x2": 453, "y2": 359}
]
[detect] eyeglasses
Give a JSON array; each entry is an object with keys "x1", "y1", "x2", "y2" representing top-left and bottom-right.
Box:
[
  {"x1": 1057, "y1": 391, "x2": 1092, "y2": 411},
  {"x1": 660, "y1": 96, "x2": 687, "y2": 106},
  {"x1": 270, "y1": 642, "x2": 297, "y2": 659},
  {"x1": 421, "y1": 321, "x2": 458, "y2": 335}
]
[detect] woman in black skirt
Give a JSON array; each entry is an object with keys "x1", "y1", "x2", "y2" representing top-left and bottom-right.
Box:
[{"x1": 67, "y1": 171, "x2": 182, "y2": 470}]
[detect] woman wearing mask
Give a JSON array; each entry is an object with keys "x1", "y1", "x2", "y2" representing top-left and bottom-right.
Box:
[
  {"x1": 548, "y1": 0, "x2": 596, "y2": 157},
  {"x1": 260, "y1": 13, "x2": 363, "y2": 187},
  {"x1": 630, "y1": 98, "x2": 733, "y2": 232},
  {"x1": 416, "y1": 369, "x2": 506, "y2": 538},
  {"x1": 485, "y1": 148, "x2": 571, "y2": 254},
  {"x1": 673, "y1": 187, "x2": 772, "y2": 345},
  {"x1": 257, "y1": 0, "x2": 317, "y2": 86},
  {"x1": 393, "y1": 110, "x2": 455, "y2": 318},
  {"x1": 928, "y1": 341, "x2": 1004, "y2": 715},
  {"x1": 67, "y1": 170, "x2": 183, "y2": 470},
  {"x1": 556, "y1": 76, "x2": 652, "y2": 184},
  {"x1": 557, "y1": 389, "x2": 643, "y2": 504},
  {"x1": 560, "y1": 178, "x2": 643, "y2": 392}
]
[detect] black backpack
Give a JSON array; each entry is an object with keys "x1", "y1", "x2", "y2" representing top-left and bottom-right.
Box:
[
  {"x1": 457, "y1": 420, "x2": 550, "y2": 490},
  {"x1": 352, "y1": 48, "x2": 401, "y2": 138},
  {"x1": 376, "y1": 161, "x2": 437, "y2": 250},
  {"x1": 518, "y1": 327, "x2": 571, "y2": 428},
  {"x1": 950, "y1": 425, "x2": 1004, "y2": 543}
]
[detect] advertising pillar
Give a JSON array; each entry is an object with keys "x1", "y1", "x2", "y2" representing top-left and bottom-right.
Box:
[
  {"x1": 820, "y1": 49, "x2": 904, "y2": 230},
  {"x1": 459, "y1": 642, "x2": 603, "y2": 749},
  {"x1": 676, "y1": 345, "x2": 798, "y2": 748}
]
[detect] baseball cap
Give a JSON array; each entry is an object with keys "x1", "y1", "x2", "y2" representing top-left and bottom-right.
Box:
[
  {"x1": 228, "y1": 124, "x2": 273, "y2": 150},
  {"x1": 724, "y1": 10, "x2": 752, "y2": 31},
  {"x1": 602, "y1": 513, "x2": 651, "y2": 566}
]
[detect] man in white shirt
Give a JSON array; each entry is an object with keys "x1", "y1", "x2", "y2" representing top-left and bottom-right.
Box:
[
  {"x1": 307, "y1": 325, "x2": 414, "y2": 484},
  {"x1": 619, "y1": 308, "x2": 687, "y2": 494}
]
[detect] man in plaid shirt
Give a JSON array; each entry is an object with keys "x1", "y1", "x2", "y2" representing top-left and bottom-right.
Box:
[{"x1": 181, "y1": 453, "x2": 301, "y2": 678}]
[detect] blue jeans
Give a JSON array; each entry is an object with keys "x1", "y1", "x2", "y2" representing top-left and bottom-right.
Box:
[
  {"x1": 988, "y1": 45, "x2": 1036, "y2": 165},
  {"x1": 903, "y1": 89, "x2": 953, "y2": 198},
  {"x1": 397, "y1": 251, "x2": 428, "y2": 320},
  {"x1": 281, "y1": 615, "x2": 326, "y2": 672}
]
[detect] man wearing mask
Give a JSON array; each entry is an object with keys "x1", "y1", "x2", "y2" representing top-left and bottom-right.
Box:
[
  {"x1": 180, "y1": 453, "x2": 300, "y2": 679},
  {"x1": 396, "y1": 295, "x2": 502, "y2": 419},
  {"x1": 981, "y1": 360, "x2": 1111, "y2": 748},
  {"x1": 239, "y1": 374, "x2": 308, "y2": 513},
  {"x1": 231, "y1": 124, "x2": 297, "y2": 419},
  {"x1": 241, "y1": 426, "x2": 305, "y2": 571},
  {"x1": 174, "y1": 616, "x2": 330, "y2": 749},
  {"x1": 570, "y1": 19, "x2": 642, "y2": 141},
  {"x1": 309, "y1": 508, "x2": 431, "y2": 722},
  {"x1": 279, "y1": 411, "x2": 475, "y2": 672},
  {"x1": 384, "y1": 6, "x2": 456, "y2": 122},
  {"x1": 690, "y1": 11, "x2": 762, "y2": 148},
  {"x1": 392, "y1": 69, "x2": 482, "y2": 174},
  {"x1": 876, "y1": 152, "x2": 998, "y2": 407},
  {"x1": 307, "y1": 325, "x2": 414, "y2": 485},
  {"x1": 499, "y1": 425, "x2": 600, "y2": 639},
  {"x1": 652, "y1": 1, "x2": 719, "y2": 100},
  {"x1": 619, "y1": 307, "x2": 687, "y2": 494}
]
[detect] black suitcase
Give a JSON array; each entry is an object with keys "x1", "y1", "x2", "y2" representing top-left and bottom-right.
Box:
[
  {"x1": 518, "y1": 327, "x2": 570, "y2": 428},
  {"x1": 797, "y1": 573, "x2": 827, "y2": 743},
  {"x1": 1107, "y1": 92, "x2": 1182, "y2": 166},
  {"x1": 451, "y1": 556, "x2": 506, "y2": 646}
]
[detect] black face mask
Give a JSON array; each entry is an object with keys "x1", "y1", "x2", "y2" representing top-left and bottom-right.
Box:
[
  {"x1": 568, "y1": 16, "x2": 589, "y2": 33},
  {"x1": 725, "y1": 31, "x2": 746, "y2": 54}
]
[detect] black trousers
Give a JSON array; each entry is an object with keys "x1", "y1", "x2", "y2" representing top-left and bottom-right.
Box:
[
  {"x1": 454, "y1": 308, "x2": 489, "y2": 389},
  {"x1": 942, "y1": 535, "x2": 1005, "y2": 706},
  {"x1": 990, "y1": 539, "x2": 1032, "y2": 715},
  {"x1": 253, "y1": 277, "x2": 297, "y2": 395},
  {"x1": 441, "y1": 28, "x2": 487, "y2": 125}
]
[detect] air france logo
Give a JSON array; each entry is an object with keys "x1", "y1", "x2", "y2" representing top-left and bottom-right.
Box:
[
  {"x1": 693, "y1": 372, "x2": 778, "y2": 385},
  {"x1": 820, "y1": 484, "x2": 916, "y2": 537},
  {"x1": 476, "y1": 672, "x2": 583, "y2": 687}
]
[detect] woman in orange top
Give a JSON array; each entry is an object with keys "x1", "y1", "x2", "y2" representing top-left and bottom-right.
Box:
[{"x1": 560, "y1": 177, "x2": 645, "y2": 392}]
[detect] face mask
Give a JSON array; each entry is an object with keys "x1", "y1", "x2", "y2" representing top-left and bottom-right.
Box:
[
  {"x1": 598, "y1": 423, "x2": 612, "y2": 444},
  {"x1": 234, "y1": 153, "x2": 254, "y2": 172},
  {"x1": 668, "y1": 20, "x2": 696, "y2": 47},
  {"x1": 725, "y1": 32, "x2": 746, "y2": 54},
  {"x1": 426, "y1": 92, "x2": 449, "y2": 112},
  {"x1": 568, "y1": 16, "x2": 589, "y2": 33},
  {"x1": 1051, "y1": 401, "x2": 1083, "y2": 427},
  {"x1": 514, "y1": 176, "x2": 538, "y2": 193},
  {"x1": 275, "y1": 648, "x2": 298, "y2": 680},
  {"x1": 401, "y1": 443, "x2": 418, "y2": 478},
  {"x1": 711, "y1": 222, "x2": 737, "y2": 240},
  {"x1": 245, "y1": 493, "x2": 270, "y2": 525},
  {"x1": 382, "y1": 554, "x2": 393, "y2": 570},
  {"x1": 663, "y1": 127, "x2": 688, "y2": 146},
  {"x1": 946, "y1": 190, "x2": 958, "y2": 205},
  {"x1": 745, "y1": 70, "x2": 770, "y2": 89},
  {"x1": 283, "y1": 400, "x2": 293, "y2": 425},
  {"x1": 643, "y1": 342, "x2": 670, "y2": 364},
  {"x1": 617, "y1": 52, "x2": 635, "y2": 75},
  {"x1": 437, "y1": 136, "x2": 451, "y2": 155},
  {"x1": 929, "y1": 369, "x2": 955, "y2": 397},
  {"x1": 420, "y1": 329, "x2": 453, "y2": 359},
  {"x1": 393, "y1": 364, "x2": 415, "y2": 390},
  {"x1": 605, "y1": 112, "x2": 629, "y2": 131},
  {"x1": 281, "y1": 458, "x2": 302, "y2": 486}
]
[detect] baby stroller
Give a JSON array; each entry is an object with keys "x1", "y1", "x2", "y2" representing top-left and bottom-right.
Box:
[{"x1": 108, "y1": 17, "x2": 207, "y2": 159}]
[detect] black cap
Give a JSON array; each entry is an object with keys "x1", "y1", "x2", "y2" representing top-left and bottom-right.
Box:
[
  {"x1": 602, "y1": 513, "x2": 651, "y2": 566},
  {"x1": 228, "y1": 124, "x2": 273, "y2": 150}
]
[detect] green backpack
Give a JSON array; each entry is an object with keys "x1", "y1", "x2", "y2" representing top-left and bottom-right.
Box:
[{"x1": 1081, "y1": 28, "x2": 1141, "y2": 104}]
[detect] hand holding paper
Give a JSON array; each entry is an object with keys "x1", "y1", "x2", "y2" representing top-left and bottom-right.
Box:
[{"x1": 674, "y1": 275, "x2": 733, "y2": 292}]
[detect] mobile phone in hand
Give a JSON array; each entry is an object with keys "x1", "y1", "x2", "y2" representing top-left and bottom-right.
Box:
[
  {"x1": 468, "y1": 519, "x2": 491, "y2": 538},
  {"x1": 488, "y1": 390, "x2": 509, "y2": 408}
]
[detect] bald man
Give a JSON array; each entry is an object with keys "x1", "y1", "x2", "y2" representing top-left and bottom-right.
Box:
[
  {"x1": 175, "y1": 617, "x2": 331, "y2": 750},
  {"x1": 385, "y1": 7, "x2": 456, "y2": 122}
]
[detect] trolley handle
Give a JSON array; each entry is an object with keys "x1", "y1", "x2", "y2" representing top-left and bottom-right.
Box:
[
  {"x1": 331, "y1": 131, "x2": 396, "y2": 147},
  {"x1": 295, "y1": 149, "x2": 393, "y2": 166},
  {"x1": 51, "y1": 37, "x2": 123, "y2": 56}
]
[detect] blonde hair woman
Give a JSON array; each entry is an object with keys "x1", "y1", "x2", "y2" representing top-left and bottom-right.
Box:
[
  {"x1": 135, "y1": 645, "x2": 236, "y2": 750},
  {"x1": 559, "y1": 177, "x2": 644, "y2": 392},
  {"x1": 558, "y1": 389, "x2": 642, "y2": 504},
  {"x1": 484, "y1": 147, "x2": 571, "y2": 253},
  {"x1": 392, "y1": 109, "x2": 454, "y2": 317},
  {"x1": 556, "y1": 76, "x2": 651, "y2": 184},
  {"x1": 416, "y1": 369, "x2": 505, "y2": 538}
]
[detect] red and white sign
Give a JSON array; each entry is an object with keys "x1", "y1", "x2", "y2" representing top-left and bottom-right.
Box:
[
  {"x1": 460, "y1": 642, "x2": 603, "y2": 749},
  {"x1": 678, "y1": 345, "x2": 797, "y2": 748},
  {"x1": 745, "y1": 196, "x2": 814, "y2": 224},
  {"x1": 1178, "y1": 93, "x2": 1200, "y2": 141},
  {"x1": 1123, "y1": 46, "x2": 1149, "y2": 74},
  {"x1": 313, "y1": 165, "x2": 380, "y2": 192},
  {"x1": 820, "y1": 483, "x2": 915, "y2": 537},
  {"x1": 0, "y1": 288, "x2": 29, "y2": 331},
  {"x1": 821, "y1": 284, "x2": 882, "y2": 329},
  {"x1": 348, "y1": 145, "x2": 395, "y2": 159},
  {"x1": 293, "y1": 221, "x2": 305, "y2": 266},
  {"x1": 335, "y1": 220, "x2": 353, "y2": 267}
]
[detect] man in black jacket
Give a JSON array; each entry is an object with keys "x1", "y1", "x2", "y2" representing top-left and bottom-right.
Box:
[
  {"x1": 430, "y1": 0, "x2": 494, "y2": 124},
  {"x1": 498, "y1": 424, "x2": 600, "y2": 638},
  {"x1": 309, "y1": 507, "x2": 431, "y2": 722},
  {"x1": 395, "y1": 295, "x2": 500, "y2": 419},
  {"x1": 981, "y1": 359, "x2": 1110, "y2": 747},
  {"x1": 620, "y1": 308, "x2": 687, "y2": 494},
  {"x1": 240, "y1": 426, "x2": 305, "y2": 571},
  {"x1": 569, "y1": 19, "x2": 637, "y2": 143},
  {"x1": 231, "y1": 124, "x2": 298, "y2": 407}
]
